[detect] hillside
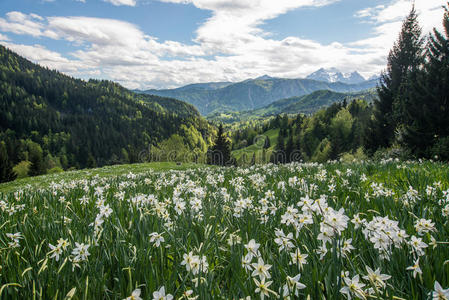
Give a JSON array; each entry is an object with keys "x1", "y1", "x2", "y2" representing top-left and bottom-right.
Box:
[
  {"x1": 208, "y1": 89, "x2": 377, "y2": 124},
  {"x1": 140, "y1": 76, "x2": 378, "y2": 115},
  {"x1": 0, "y1": 45, "x2": 210, "y2": 173}
]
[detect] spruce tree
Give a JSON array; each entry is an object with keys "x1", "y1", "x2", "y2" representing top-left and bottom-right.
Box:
[
  {"x1": 271, "y1": 134, "x2": 285, "y2": 164},
  {"x1": 264, "y1": 136, "x2": 271, "y2": 149},
  {"x1": 29, "y1": 143, "x2": 45, "y2": 176},
  {"x1": 208, "y1": 124, "x2": 232, "y2": 166},
  {"x1": 285, "y1": 135, "x2": 294, "y2": 163},
  {"x1": 0, "y1": 141, "x2": 17, "y2": 183},
  {"x1": 369, "y1": 6, "x2": 423, "y2": 150},
  {"x1": 403, "y1": 3, "x2": 449, "y2": 160},
  {"x1": 250, "y1": 153, "x2": 256, "y2": 165}
]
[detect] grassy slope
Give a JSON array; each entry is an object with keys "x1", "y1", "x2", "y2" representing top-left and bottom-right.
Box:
[
  {"x1": 232, "y1": 128, "x2": 279, "y2": 161},
  {"x1": 0, "y1": 162, "x2": 204, "y2": 194}
]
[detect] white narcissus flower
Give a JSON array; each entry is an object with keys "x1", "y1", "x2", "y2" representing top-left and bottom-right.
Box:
[
  {"x1": 48, "y1": 243, "x2": 63, "y2": 261},
  {"x1": 181, "y1": 251, "x2": 195, "y2": 272},
  {"x1": 410, "y1": 235, "x2": 427, "y2": 257},
  {"x1": 149, "y1": 232, "x2": 165, "y2": 247},
  {"x1": 124, "y1": 288, "x2": 142, "y2": 300},
  {"x1": 290, "y1": 248, "x2": 308, "y2": 269},
  {"x1": 244, "y1": 239, "x2": 261, "y2": 259},
  {"x1": 71, "y1": 242, "x2": 90, "y2": 261},
  {"x1": 406, "y1": 258, "x2": 422, "y2": 278},
  {"x1": 282, "y1": 274, "x2": 306, "y2": 297},
  {"x1": 253, "y1": 277, "x2": 277, "y2": 300},
  {"x1": 251, "y1": 257, "x2": 272, "y2": 280},
  {"x1": 342, "y1": 238, "x2": 355, "y2": 256},
  {"x1": 152, "y1": 286, "x2": 173, "y2": 300},
  {"x1": 430, "y1": 281, "x2": 449, "y2": 300},
  {"x1": 362, "y1": 266, "x2": 391, "y2": 289},
  {"x1": 241, "y1": 253, "x2": 253, "y2": 272},
  {"x1": 274, "y1": 228, "x2": 294, "y2": 252},
  {"x1": 340, "y1": 274, "x2": 366, "y2": 300}
]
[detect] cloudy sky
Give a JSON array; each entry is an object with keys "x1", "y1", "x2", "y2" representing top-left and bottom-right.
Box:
[{"x1": 0, "y1": 0, "x2": 446, "y2": 89}]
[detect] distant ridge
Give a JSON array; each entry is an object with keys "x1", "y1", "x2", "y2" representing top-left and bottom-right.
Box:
[
  {"x1": 207, "y1": 89, "x2": 378, "y2": 124},
  {"x1": 140, "y1": 74, "x2": 378, "y2": 115}
]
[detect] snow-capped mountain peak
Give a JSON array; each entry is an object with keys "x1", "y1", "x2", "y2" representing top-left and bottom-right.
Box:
[{"x1": 306, "y1": 68, "x2": 366, "y2": 84}]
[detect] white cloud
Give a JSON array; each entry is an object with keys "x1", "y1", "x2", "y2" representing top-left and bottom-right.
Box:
[
  {"x1": 0, "y1": 33, "x2": 9, "y2": 41},
  {"x1": 0, "y1": 0, "x2": 446, "y2": 90},
  {"x1": 352, "y1": 0, "x2": 445, "y2": 58},
  {"x1": 1, "y1": 42, "x2": 85, "y2": 73},
  {"x1": 0, "y1": 11, "x2": 46, "y2": 37},
  {"x1": 103, "y1": 0, "x2": 136, "y2": 6}
]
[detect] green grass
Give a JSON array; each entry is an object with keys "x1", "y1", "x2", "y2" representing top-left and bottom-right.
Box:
[
  {"x1": 0, "y1": 162, "x2": 203, "y2": 194},
  {"x1": 0, "y1": 160, "x2": 448, "y2": 299}
]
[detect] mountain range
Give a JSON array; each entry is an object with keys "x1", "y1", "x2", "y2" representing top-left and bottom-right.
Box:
[
  {"x1": 208, "y1": 89, "x2": 378, "y2": 124},
  {"x1": 139, "y1": 69, "x2": 378, "y2": 115},
  {"x1": 305, "y1": 68, "x2": 366, "y2": 84}
]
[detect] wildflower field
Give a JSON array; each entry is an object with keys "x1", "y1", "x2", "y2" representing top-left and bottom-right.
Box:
[{"x1": 0, "y1": 160, "x2": 448, "y2": 299}]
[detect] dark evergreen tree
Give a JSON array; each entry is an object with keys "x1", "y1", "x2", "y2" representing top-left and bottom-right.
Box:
[
  {"x1": 271, "y1": 133, "x2": 285, "y2": 164},
  {"x1": 87, "y1": 153, "x2": 97, "y2": 168},
  {"x1": 368, "y1": 6, "x2": 423, "y2": 151},
  {"x1": 285, "y1": 135, "x2": 294, "y2": 163},
  {"x1": 208, "y1": 124, "x2": 232, "y2": 166},
  {"x1": 403, "y1": 3, "x2": 449, "y2": 160},
  {"x1": 29, "y1": 144, "x2": 45, "y2": 176},
  {"x1": 263, "y1": 136, "x2": 271, "y2": 149},
  {"x1": 250, "y1": 153, "x2": 256, "y2": 165},
  {"x1": 0, "y1": 141, "x2": 17, "y2": 183}
]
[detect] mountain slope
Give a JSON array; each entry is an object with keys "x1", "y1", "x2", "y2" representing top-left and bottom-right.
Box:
[
  {"x1": 0, "y1": 45, "x2": 210, "y2": 171},
  {"x1": 141, "y1": 76, "x2": 377, "y2": 115},
  {"x1": 207, "y1": 89, "x2": 377, "y2": 124}
]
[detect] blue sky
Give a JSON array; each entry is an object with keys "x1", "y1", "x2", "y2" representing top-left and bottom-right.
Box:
[{"x1": 0, "y1": 0, "x2": 445, "y2": 89}]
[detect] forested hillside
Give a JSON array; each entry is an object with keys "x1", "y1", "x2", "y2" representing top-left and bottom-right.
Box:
[
  {"x1": 208, "y1": 89, "x2": 377, "y2": 124},
  {"x1": 0, "y1": 45, "x2": 211, "y2": 178},
  {"x1": 231, "y1": 99, "x2": 372, "y2": 164}
]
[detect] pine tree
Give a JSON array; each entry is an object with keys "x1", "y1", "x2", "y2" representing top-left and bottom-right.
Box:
[
  {"x1": 403, "y1": 3, "x2": 449, "y2": 160},
  {"x1": 208, "y1": 124, "x2": 232, "y2": 166},
  {"x1": 368, "y1": 6, "x2": 424, "y2": 150},
  {"x1": 0, "y1": 141, "x2": 17, "y2": 183}
]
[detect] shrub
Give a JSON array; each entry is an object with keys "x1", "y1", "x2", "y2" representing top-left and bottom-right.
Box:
[{"x1": 13, "y1": 160, "x2": 31, "y2": 178}]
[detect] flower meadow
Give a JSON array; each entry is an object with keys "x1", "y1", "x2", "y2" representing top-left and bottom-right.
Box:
[{"x1": 0, "y1": 160, "x2": 449, "y2": 299}]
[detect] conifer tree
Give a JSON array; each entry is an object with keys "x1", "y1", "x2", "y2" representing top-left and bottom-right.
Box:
[
  {"x1": 271, "y1": 134, "x2": 285, "y2": 164},
  {"x1": 0, "y1": 141, "x2": 17, "y2": 183},
  {"x1": 403, "y1": 3, "x2": 449, "y2": 160},
  {"x1": 250, "y1": 153, "x2": 256, "y2": 165},
  {"x1": 29, "y1": 143, "x2": 45, "y2": 176},
  {"x1": 208, "y1": 124, "x2": 232, "y2": 166},
  {"x1": 264, "y1": 136, "x2": 271, "y2": 149},
  {"x1": 368, "y1": 6, "x2": 423, "y2": 150},
  {"x1": 285, "y1": 135, "x2": 294, "y2": 163}
]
